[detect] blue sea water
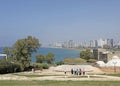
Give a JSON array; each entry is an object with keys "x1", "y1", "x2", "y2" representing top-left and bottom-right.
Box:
[
  {"x1": 0, "y1": 47, "x2": 81, "y2": 62},
  {"x1": 0, "y1": 47, "x2": 4, "y2": 60},
  {"x1": 33, "y1": 47, "x2": 81, "y2": 62}
]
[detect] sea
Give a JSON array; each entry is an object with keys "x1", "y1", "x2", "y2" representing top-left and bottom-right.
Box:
[{"x1": 0, "y1": 47, "x2": 81, "y2": 62}]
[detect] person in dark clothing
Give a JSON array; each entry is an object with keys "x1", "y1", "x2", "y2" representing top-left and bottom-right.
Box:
[
  {"x1": 64, "y1": 71, "x2": 66, "y2": 75},
  {"x1": 79, "y1": 69, "x2": 82, "y2": 75},
  {"x1": 71, "y1": 69, "x2": 73, "y2": 74}
]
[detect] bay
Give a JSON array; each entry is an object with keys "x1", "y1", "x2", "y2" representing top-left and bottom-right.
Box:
[
  {"x1": 33, "y1": 47, "x2": 81, "y2": 62},
  {"x1": 0, "y1": 47, "x2": 81, "y2": 62}
]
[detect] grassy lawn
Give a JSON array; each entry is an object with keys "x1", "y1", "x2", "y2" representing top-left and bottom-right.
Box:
[
  {"x1": 99, "y1": 73, "x2": 120, "y2": 77},
  {"x1": 13, "y1": 74, "x2": 64, "y2": 77},
  {"x1": 0, "y1": 80, "x2": 120, "y2": 86},
  {"x1": 13, "y1": 74, "x2": 103, "y2": 78},
  {"x1": 68, "y1": 75, "x2": 103, "y2": 78},
  {"x1": 106, "y1": 73, "x2": 120, "y2": 77}
]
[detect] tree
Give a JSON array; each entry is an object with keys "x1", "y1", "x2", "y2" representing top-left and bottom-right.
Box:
[
  {"x1": 36, "y1": 54, "x2": 45, "y2": 63},
  {"x1": 46, "y1": 52, "x2": 55, "y2": 64},
  {"x1": 3, "y1": 47, "x2": 12, "y2": 58},
  {"x1": 12, "y1": 36, "x2": 41, "y2": 70},
  {"x1": 80, "y1": 48, "x2": 93, "y2": 61}
]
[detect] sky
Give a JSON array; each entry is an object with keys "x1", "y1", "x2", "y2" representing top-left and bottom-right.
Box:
[{"x1": 0, "y1": 0, "x2": 120, "y2": 47}]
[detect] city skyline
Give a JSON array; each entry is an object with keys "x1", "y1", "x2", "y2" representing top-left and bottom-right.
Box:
[
  {"x1": 0, "y1": 0, "x2": 120, "y2": 47},
  {"x1": 49, "y1": 38, "x2": 115, "y2": 48}
]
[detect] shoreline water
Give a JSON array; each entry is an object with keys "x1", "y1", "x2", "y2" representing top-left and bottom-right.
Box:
[
  {"x1": 0, "y1": 47, "x2": 81, "y2": 62},
  {"x1": 44, "y1": 47, "x2": 83, "y2": 51},
  {"x1": 33, "y1": 47, "x2": 82, "y2": 62}
]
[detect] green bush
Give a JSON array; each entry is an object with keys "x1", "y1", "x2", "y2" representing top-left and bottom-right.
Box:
[
  {"x1": 33, "y1": 63, "x2": 49, "y2": 70},
  {"x1": 56, "y1": 61, "x2": 64, "y2": 65},
  {"x1": 0, "y1": 59, "x2": 21, "y2": 74},
  {"x1": 42, "y1": 63, "x2": 49, "y2": 69}
]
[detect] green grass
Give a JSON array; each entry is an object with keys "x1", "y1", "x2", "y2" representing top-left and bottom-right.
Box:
[
  {"x1": 64, "y1": 58, "x2": 87, "y2": 64},
  {"x1": 106, "y1": 73, "x2": 120, "y2": 77},
  {"x1": 0, "y1": 80, "x2": 120, "y2": 86},
  {"x1": 68, "y1": 75, "x2": 103, "y2": 78},
  {"x1": 13, "y1": 74, "x2": 64, "y2": 77}
]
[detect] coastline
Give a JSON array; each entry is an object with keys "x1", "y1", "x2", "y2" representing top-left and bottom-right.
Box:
[{"x1": 42, "y1": 47, "x2": 83, "y2": 51}]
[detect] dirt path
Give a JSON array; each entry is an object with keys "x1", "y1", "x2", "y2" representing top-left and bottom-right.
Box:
[
  {"x1": 0, "y1": 72, "x2": 120, "y2": 81},
  {"x1": 0, "y1": 65, "x2": 120, "y2": 81}
]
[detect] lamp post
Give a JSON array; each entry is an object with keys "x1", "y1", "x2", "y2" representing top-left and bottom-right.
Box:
[{"x1": 113, "y1": 62, "x2": 117, "y2": 73}]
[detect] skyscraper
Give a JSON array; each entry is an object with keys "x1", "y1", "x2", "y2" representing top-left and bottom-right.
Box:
[{"x1": 107, "y1": 39, "x2": 114, "y2": 48}]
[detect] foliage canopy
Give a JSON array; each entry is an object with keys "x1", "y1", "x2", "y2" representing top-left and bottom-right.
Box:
[
  {"x1": 46, "y1": 52, "x2": 55, "y2": 64},
  {"x1": 3, "y1": 36, "x2": 41, "y2": 71},
  {"x1": 80, "y1": 48, "x2": 94, "y2": 61}
]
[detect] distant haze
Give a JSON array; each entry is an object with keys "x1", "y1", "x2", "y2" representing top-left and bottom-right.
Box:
[{"x1": 0, "y1": 0, "x2": 120, "y2": 47}]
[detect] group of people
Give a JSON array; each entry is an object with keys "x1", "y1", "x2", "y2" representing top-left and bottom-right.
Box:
[{"x1": 71, "y1": 68, "x2": 85, "y2": 75}]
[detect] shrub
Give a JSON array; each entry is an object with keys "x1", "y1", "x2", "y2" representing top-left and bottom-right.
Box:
[
  {"x1": 36, "y1": 54, "x2": 45, "y2": 63},
  {"x1": 56, "y1": 61, "x2": 64, "y2": 65},
  {"x1": 33, "y1": 63, "x2": 49, "y2": 70},
  {"x1": 0, "y1": 60, "x2": 21, "y2": 74},
  {"x1": 42, "y1": 63, "x2": 49, "y2": 69}
]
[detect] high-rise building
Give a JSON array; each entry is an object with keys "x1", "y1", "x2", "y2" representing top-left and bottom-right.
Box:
[
  {"x1": 95, "y1": 40, "x2": 98, "y2": 47},
  {"x1": 90, "y1": 40, "x2": 95, "y2": 48},
  {"x1": 107, "y1": 39, "x2": 114, "y2": 48},
  {"x1": 97, "y1": 38, "x2": 107, "y2": 48},
  {"x1": 68, "y1": 40, "x2": 74, "y2": 48},
  {"x1": 62, "y1": 40, "x2": 75, "y2": 48}
]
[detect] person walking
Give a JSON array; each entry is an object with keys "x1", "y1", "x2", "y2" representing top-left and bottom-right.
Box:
[
  {"x1": 79, "y1": 68, "x2": 82, "y2": 75},
  {"x1": 71, "y1": 68, "x2": 73, "y2": 75}
]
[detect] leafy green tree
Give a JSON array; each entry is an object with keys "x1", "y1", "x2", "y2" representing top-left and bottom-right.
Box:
[
  {"x1": 13, "y1": 36, "x2": 40, "y2": 70},
  {"x1": 80, "y1": 48, "x2": 93, "y2": 61},
  {"x1": 12, "y1": 36, "x2": 40, "y2": 70},
  {"x1": 46, "y1": 52, "x2": 55, "y2": 64},
  {"x1": 36, "y1": 54, "x2": 45, "y2": 63},
  {"x1": 3, "y1": 47, "x2": 12, "y2": 58},
  {"x1": 3, "y1": 47, "x2": 10, "y2": 55},
  {"x1": 3, "y1": 47, "x2": 16, "y2": 63}
]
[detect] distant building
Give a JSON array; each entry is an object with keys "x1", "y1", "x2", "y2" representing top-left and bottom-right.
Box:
[
  {"x1": 97, "y1": 38, "x2": 107, "y2": 48},
  {"x1": 90, "y1": 38, "x2": 113, "y2": 49},
  {"x1": 68, "y1": 40, "x2": 74, "y2": 48},
  {"x1": 49, "y1": 42, "x2": 62, "y2": 48},
  {"x1": 107, "y1": 39, "x2": 114, "y2": 48},
  {"x1": 90, "y1": 40, "x2": 98, "y2": 48},
  {"x1": 93, "y1": 48, "x2": 108, "y2": 62},
  {"x1": 49, "y1": 38, "x2": 114, "y2": 49},
  {"x1": 93, "y1": 48, "x2": 120, "y2": 62},
  {"x1": 62, "y1": 42, "x2": 69, "y2": 48},
  {"x1": 90, "y1": 40, "x2": 95, "y2": 48},
  {"x1": 62, "y1": 40, "x2": 75, "y2": 48},
  {"x1": 103, "y1": 39, "x2": 114, "y2": 49}
]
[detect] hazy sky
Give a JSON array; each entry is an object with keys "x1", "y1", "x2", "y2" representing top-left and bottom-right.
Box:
[{"x1": 0, "y1": 0, "x2": 120, "y2": 47}]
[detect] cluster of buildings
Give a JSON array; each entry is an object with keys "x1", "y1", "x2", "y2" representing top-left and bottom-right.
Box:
[
  {"x1": 49, "y1": 38, "x2": 120, "y2": 63},
  {"x1": 92, "y1": 48, "x2": 120, "y2": 62},
  {"x1": 49, "y1": 40, "x2": 78, "y2": 48},
  {"x1": 90, "y1": 38, "x2": 113, "y2": 48},
  {"x1": 49, "y1": 38, "x2": 120, "y2": 49}
]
